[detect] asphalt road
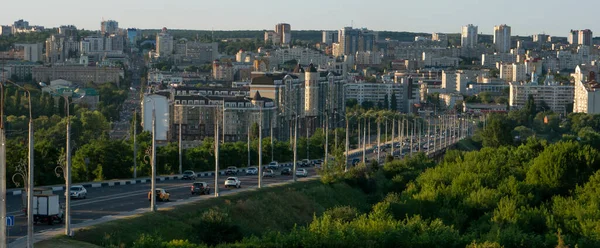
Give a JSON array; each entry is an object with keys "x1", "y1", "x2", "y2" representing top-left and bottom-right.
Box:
[{"x1": 6, "y1": 167, "x2": 317, "y2": 243}]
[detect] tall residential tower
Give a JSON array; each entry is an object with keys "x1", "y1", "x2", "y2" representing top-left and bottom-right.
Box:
[
  {"x1": 494, "y1": 24, "x2": 511, "y2": 53},
  {"x1": 461, "y1": 24, "x2": 478, "y2": 48}
]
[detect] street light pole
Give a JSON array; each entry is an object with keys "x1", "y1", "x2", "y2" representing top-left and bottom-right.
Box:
[
  {"x1": 133, "y1": 109, "x2": 137, "y2": 179},
  {"x1": 362, "y1": 118, "x2": 366, "y2": 164},
  {"x1": 214, "y1": 107, "x2": 220, "y2": 197},
  {"x1": 324, "y1": 110, "x2": 328, "y2": 166},
  {"x1": 345, "y1": 116, "x2": 349, "y2": 172},
  {"x1": 178, "y1": 121, "x2": 182, "y2": 174},
  {"x1": 150, "y1": 103, "x2": 157, "y2": 211},
  {"x1": 7, "y1": 81, "x2": 34, "y2": 247},
  {"x1": 258, "y1": 106, "x2": 262, "y2": 188},
  {"x1": 0, "y1": 82, "x2": 5, "y2": 248},
  {"x1": 65, "y1": 95, "x2": 73, "y2": 236},
  {"x1": 293, "y1": 115, "x2": 298, "y2": 182},
  {"x1": 247, "y1": 124, "x2": 250, "y2": 168}
]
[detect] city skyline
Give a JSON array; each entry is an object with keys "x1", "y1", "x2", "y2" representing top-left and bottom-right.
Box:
[{"x1": 2, "y1": 0, "x2": 599, "y2": 37}]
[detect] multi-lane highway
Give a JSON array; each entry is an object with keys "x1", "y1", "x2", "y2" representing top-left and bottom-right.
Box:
[
  {"x1": 7, "y1": 119, "x2": 472, "y2": 246},
  {"x1": 7, "y1": 167, "x2": 317, "y2": 244}
]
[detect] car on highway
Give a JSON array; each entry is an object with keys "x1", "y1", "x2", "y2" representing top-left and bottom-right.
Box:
[
  {"x1": 263, "y1": 169, "x2": 275, "y2": 177},
  {"x1": 225, "y1": 166, "x2": 238, "y2": 175},
  {"x1": 267, "y1": 161, "x2": 279, "y2": 170},
  {"x1": 224, "y1": 177, "x2": 241, "y2": 188},
  {"x1": 281, "y1": 167, "x2": 292, "y2": 175},
  {"x1": 148, "y1": 188, "x2": 170, "y2": 202},
  {"x1": 191, "y1": 182, "x2": 210, "y2": 195},
  {"x1": 69, "y1": 185, "x2": 87, "y2": 199},
  {"x1": 182, "y1": 170, "x2": 196, "y2": 180},
  {"x1": 296, "y1": 168, "x2": 308, "y2": 177},
  {"x1": 246, "y1": 167, "x2": 258, "y2": 175},
  {"x1": 301, "y1": 159, "x2": 311, "y2": 167}
]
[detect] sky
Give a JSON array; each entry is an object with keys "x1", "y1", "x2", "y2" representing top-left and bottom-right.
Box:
[{"x1": 1, "y1": 0, "x2": 599, "y2": 37}]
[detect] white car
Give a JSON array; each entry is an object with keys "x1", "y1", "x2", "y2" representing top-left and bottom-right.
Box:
[
  {"x1": 69, "y1": 185, "x2": 87, "y2": 199},
  {"x1": 296, "y1": 169, "x2": 308, "y2": 177},
  {"x1": 262, "y1": 169, "x2": 275, "y2": 177},
  {"x1": 224, "y1": 177, "x2": 241, "y2": 188},
  {"x1": 246, "y1": 167, "x2": 258, "y2": 175}
]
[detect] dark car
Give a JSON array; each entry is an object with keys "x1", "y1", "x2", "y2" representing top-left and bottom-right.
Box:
[
  {"x1": 352, "y1": 158, "x2": 360, "y2": 166},
  {"x1": 225, "y1": 166, "x2": 238, "y2": 175},
  {"x1": 281, "y1": 167, "x2": 292, "y2": 175},
  {"x1": 191, "y1": 182, "x2": 210, "y2": 195},
  {"x1": 182, "y1": 170, "x2": 196, "y2": 180}
]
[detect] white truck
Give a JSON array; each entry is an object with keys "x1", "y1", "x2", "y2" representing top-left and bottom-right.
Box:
[{"x1": 32, "y1": 194, "x2": 64, "y2": 225}]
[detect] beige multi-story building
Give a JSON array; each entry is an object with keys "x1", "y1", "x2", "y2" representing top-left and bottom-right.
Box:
[
  {"x1": 33, "y1": 65, "x2": 123, "y2": 85},
  {"x1": 509, "y1": 75, "x2": 574, "y2": 115},
  {"x1": 574, "y1": 79, "x2": 600, "y2": 114},
  {"x1": 250, "y1": 64, "x2": 346, "y2": 138},
  {"x1": 171, "y1": 93, "x2": 276, "y2": 142},
  {"x1": 156, "y1": 28, "x2": 174, "y2": 59},
  {"x1": 212, "y1": 61, "x2": 234, "y2": 81},
  {"x1": 15, "y1": 43, "x2": 43, "y2": 62},
  {"x1": 499, "y1": 63, "x2": 527, "y2": 82}
]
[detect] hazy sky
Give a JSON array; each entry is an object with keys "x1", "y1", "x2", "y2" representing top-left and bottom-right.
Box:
[{"x1": 2, "y1": 0, "x2": 598, "y2": 36}]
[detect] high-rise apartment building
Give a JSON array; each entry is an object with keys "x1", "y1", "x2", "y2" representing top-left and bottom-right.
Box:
[
  {"x1": 127, "y1": 28, "x2": 139, "y2": 45},
  {"x1": 461, "y1": 24, "x2": 478, "y2": 48},
  {"x1": 569, "y1": 30, "x2": 579, "y2": 45},
  {"x1": 156, "y1": 28, "x2": 174, "y2": 59},
  {"x1": 275, "y1": 23, "x2": 291, "y2": 44},
  {"x1": 494, "y1": 25, "x2": 511, "y2": 53},
  {"x1": 322, "y1": 30, "x2": 338, "y2": 45},
  {"x1": 338, "y1": 27, "x2": 377, "y2": 56},
  {"x1": 101, "y1": 20, "x2": 119, "y2": 35},
  {"x1": 578, "y1": 29, "x2": 593, "y2": 46}
]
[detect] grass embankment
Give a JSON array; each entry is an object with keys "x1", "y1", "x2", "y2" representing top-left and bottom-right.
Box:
[
  {"x1": 37, "y1": 236, "x2": 102, "y2": 248},
  {"x1": 73, "y1": 180, "x2": 371, "y2": 247}
]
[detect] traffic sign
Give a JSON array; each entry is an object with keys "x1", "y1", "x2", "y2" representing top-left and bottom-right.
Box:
[{"x1": 6, "y1": 216, "x2": 14, "y2": 227}]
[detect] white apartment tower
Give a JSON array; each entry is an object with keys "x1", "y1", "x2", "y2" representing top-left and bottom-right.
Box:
[
  {"x1": 461, "y1": 24, "x2": 478, "y2": 48},
  {"x1": 494, "y1": 25, "x2": 511, "y2": 53}
]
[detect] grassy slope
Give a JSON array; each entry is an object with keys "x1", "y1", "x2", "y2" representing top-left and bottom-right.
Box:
[{"x1": 74, "y1": 180, "x2": 371, "y2": 247}]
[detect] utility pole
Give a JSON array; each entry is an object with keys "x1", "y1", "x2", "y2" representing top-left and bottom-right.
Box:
[
  {"x1": 427, "y1": 117, "x2": 431, "y2": 155},
  {"x1": 133, "y1": 109, "x2": 137, "y2": 178}
]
